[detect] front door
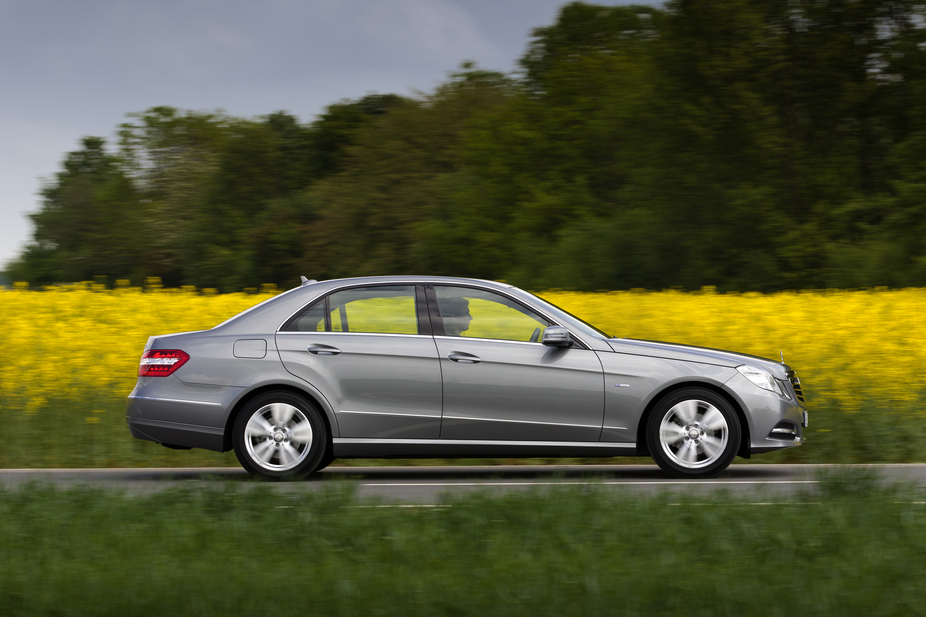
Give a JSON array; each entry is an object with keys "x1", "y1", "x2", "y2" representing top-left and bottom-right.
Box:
[{"x1": 430, "y1": 285, "x2": 604, "y2": 441}]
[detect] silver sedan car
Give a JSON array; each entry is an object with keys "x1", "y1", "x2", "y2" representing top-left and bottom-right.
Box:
[{"x1": 126, "y1": 276, "x2": 808, "y2": 479}]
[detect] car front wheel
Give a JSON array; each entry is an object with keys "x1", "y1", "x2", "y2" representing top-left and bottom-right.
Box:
[
  {"x1": 232, "y1": 392, "x2": 328, "y2": 479},
  {"x1": 646, "y1": 388, "x2": 740, "y2": 479}
]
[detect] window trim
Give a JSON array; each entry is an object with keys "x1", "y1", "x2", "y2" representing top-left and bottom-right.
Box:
[
  {"x1": 425, "y1": 283, "x2": 590, "y2": 350},
  {"x1": 278, "y1": 280, "x2": 593, "y2": 349},
  {"x1": 278, "y1": 282, "x2": 428, "y2": 336}
]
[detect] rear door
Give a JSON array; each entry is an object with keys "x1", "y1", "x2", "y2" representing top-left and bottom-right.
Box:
[{"x1": 276, "y1": 284, "x2": 443, "y2": 439}]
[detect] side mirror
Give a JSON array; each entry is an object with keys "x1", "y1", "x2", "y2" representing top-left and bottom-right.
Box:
[{"x1": 542, "y1": 326, "x2": 573, "y2": 348}]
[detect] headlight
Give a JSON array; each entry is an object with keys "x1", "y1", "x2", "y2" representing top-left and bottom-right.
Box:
[{"x1": 737, "y1": 365, "x2": 786, "y2": 397}]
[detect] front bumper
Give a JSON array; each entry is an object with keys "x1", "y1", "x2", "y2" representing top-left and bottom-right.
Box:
[{"x1": 723, "y1": 372, "x2": 809, "y2": 456}]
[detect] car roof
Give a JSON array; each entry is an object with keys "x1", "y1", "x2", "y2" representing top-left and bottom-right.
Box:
[{"x1": 314, "y1": 275, "x2": 514, "y2": 288}]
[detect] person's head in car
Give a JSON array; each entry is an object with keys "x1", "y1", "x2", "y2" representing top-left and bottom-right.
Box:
[{"x1": 441, "y1": 297, "x2": 472, "y2": 336}]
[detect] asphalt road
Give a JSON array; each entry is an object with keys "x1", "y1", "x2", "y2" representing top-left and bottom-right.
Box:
[{"x1": 3, "y1": 464, "x2": 926, "y2": 502}]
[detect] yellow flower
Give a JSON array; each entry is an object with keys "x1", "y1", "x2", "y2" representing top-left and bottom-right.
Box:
[{"x1": 1, "y1": 284, "x2": 923, "y2": 420}]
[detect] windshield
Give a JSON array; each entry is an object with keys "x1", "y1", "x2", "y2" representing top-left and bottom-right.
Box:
[{"x1": 515, "y1": 289, "x2": 612, "y2": 340}]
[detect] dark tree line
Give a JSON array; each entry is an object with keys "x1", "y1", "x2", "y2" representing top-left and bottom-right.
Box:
[{"x1": 9, "y1": 0, "x2": 926, "y2": 291}]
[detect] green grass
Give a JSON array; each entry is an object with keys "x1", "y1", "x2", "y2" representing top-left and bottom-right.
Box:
[
  {"x1": 1, "y1": 394, "x2": 924, "y2": 468},
  {"x1": 1, "y1": 470, "x2": 925, "y2": 616}
]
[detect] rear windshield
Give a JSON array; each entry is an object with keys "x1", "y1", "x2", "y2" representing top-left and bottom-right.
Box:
[{"x1": 211, "y1": 286, "x2": 304, "y2": 329}]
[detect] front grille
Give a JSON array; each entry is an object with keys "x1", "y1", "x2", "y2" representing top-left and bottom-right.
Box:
[{"x1": 789, "y1": 372, "x2": 805, "y2": 403}]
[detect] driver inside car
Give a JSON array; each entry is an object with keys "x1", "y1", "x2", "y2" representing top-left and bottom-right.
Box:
[{"x1": 440, "y1": 297, "x2": 473, "y2": 337}]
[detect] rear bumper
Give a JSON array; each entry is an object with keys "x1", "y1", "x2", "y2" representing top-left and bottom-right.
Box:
[
  {"x1": 125, "y1": 376, "x2": 242, "y2": 452},
  {"x1": 127, "y1": 416, "x2": 225, "y2": 451}
]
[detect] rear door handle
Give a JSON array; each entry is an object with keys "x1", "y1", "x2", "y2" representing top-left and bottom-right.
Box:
[
  {"x1": 448, "y1": 352, "x2": 482, "y2": 364},
  {"x1": 308, "y1": 345, "x2": 342, "y2": 356}
]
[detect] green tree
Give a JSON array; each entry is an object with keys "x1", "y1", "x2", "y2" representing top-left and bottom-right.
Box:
[
  {"x1": 11, "y1": 1, "x2": 926, "y2": 292},
  {"x1": 7, "y1": 137, "x2": 143, "y2": 285},
  {"x1": 314, "y1": 65, "x2": 514, "y2": 278},
  {"x1": 448, "y1": 4, "x2": 668, "y2": 289},
  {"x1": 117, "y1": 106, "x2": 231, "y2": 285}
]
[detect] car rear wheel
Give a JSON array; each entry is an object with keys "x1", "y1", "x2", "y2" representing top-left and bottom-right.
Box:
[
  {"x1": 232, "y1": 392, "x2": 328, "y2": 479},
  {"x1": 316, "y1": 442, "x2": 335, "y2": 472},
  {"x1": 646, "y1": 388, "x2": 740, "y2": 478}
]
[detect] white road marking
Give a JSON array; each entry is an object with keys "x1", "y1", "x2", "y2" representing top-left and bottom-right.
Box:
[
  {"x1": 668, "y1": 502, "x2": 822, "y2": 506},
  {"x1": 349, "y1": 504, "x2": 452, "y2": 509},
  {"x1": 360, "y1": 480, "x2": 820, "y2": 487}
]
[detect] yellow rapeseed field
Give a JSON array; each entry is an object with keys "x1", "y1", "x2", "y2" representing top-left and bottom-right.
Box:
[
  {"x1": 547, "y1": 287, "x2": 926, "y2": 413},
  {"x1": 2, "y1": 283, "x2": 925, "y2": 419},
  {"x1": 0, "y1": 281, "x2": 277, "y2": 417}
]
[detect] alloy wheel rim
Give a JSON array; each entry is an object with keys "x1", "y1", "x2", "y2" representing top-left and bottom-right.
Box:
[
  {"x1": 658, "y1": 399, "x2": 728, "y2": 469},
  {"x1": 244, "y1": 402, "x2": 314, "y2": 471}
]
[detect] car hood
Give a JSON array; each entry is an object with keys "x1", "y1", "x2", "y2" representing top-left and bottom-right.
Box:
[{"x1": 606, "y1": 337, "x2": 790, "y2": 378}]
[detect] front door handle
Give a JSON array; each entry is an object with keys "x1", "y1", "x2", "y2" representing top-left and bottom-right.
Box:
[
  {"x1": 448, "y1": 352, "x2": 482, "y2": 364},
  {"x1": 308, "y1": 345, "x2": 342, "y2": 356}
]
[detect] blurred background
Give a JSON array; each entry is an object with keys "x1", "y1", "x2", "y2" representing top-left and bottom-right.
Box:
[
  {"x1": 7, "y1": 0, "x2": 926, "y2": 293},
  {"x1": 5, "y1": 5, "x2": 926, "y2": 609},
  {"x1": 3, "y1": 0, "x2": 926, "y2": 469}
]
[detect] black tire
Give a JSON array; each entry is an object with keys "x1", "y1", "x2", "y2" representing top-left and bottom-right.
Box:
[
  {"x1": 232, "y1": 392, "x2": 328, "y2": 480},
  {"x1": 316, "y1": 441, "x2": 335, "y2": 472},
  {"x1": 646, "y1": 388, "x2": 740, "y2": 479}
]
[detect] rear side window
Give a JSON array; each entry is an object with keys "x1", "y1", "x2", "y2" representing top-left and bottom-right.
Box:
[
  {"x1": 288, "y1": 302, "x2": 327, "y2": 332},
  {"x1": 282, "y1": 286, "x2": 419, "y2": 335}
]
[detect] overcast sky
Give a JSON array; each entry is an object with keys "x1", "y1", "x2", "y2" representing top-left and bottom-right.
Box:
[{"x1": 0, "y1": 0, "x2": 653, "y2": 270}]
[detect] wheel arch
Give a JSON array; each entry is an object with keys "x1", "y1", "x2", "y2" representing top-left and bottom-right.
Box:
[
  {"x1": 635, "y1": 381, "x2": 751, "y2": 460},
  {"x1": 222, "y1": 383, "x2": 336, "y2": 452}
]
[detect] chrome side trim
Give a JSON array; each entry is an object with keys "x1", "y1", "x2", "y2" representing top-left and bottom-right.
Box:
[
  {"x1": 128, "y1": 395, "x2": 223, "y2": 407},
  {"x1": 337, "y1": 410, "x2": 442, "y2": 419},
  {"x1": 602, "y1": 425, "x2": 628, "y2": 431},
  {"x1": 442, "y1": 414, "x2": 601, "y2": 430},
  {"x1": 277, "y1": 331, "x2": 422, "y2": 339},
  {"x1": 333, "y1": 438, "x2": 635, "y2": 449}
]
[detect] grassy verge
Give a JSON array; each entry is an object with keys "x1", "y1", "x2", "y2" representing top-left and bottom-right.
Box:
[
  {"x1": 1, "y1": 471, "x2": 925, "y2": 616},
  {"x1": 1, "y1": 395, "x2": 924, "y2": 468}
]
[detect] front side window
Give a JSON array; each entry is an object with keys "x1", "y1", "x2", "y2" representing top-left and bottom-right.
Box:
[
  {"x1": 434, "y1": 286, "x2": 551, "y2": 342},
  {"x1": 283, "y1": 286, "x2": 418, "y2": 334}
]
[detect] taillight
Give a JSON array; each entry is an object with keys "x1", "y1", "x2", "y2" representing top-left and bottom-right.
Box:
[{"x1": 138, "y1": 349, "x2": 190, "y2": 377}]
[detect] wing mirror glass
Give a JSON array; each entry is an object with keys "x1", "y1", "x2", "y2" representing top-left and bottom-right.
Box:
[{"x1": 542, "y1": 326, "x2": 573, "y2": 348}]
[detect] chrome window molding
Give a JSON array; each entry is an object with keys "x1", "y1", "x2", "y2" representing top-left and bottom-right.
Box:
[
  {"x1": 434, "y1": 335, "x2": 549, "y2": 347},
  {"x1": 276, "y1": 280, "x2": 595, "y2": 350},
  {"x1": 276, "y1": 281, "x2": 422, "y2": 334},
  {"x1": 429, "y1": 282, "x2": 594, "y2": 350},
  {"x1": 277, "y1": 331, "x2": 425, "y2": 339}
]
